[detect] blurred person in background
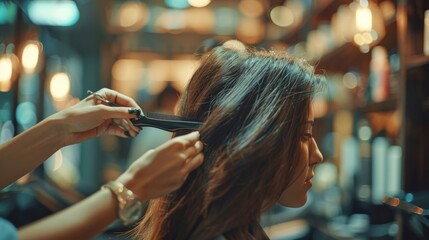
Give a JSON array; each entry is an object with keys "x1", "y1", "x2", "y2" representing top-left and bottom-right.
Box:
[{"x1": 128, "y1": 82, "x2": 181, "y2": 166}]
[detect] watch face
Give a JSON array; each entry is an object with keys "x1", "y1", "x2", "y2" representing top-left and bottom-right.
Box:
[{"x1": 120, "y1": 199, "x2": 143, "y2": 224}]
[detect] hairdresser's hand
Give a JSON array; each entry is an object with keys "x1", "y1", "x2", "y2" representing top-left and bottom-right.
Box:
[
  {"x1": 117, "y1": 131, "x2": 204, "y2": 200},
  {"x1": 47, "y1": 88, "x2": 142, "y2": 146}
]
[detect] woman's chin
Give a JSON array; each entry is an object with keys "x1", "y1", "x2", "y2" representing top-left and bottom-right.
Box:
[{"x1": 278, "y1": 196, "x2": 307, "y2": 208}]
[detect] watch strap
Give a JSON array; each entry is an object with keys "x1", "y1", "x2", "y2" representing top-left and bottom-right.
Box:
[{"x1": 101, "y1": 180, "x2": 140, "y2": 225}]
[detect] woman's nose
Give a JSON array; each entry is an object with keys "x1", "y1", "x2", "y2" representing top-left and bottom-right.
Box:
[{"x1": 311, "y1": 139, "x2": 323, "y2": 165}]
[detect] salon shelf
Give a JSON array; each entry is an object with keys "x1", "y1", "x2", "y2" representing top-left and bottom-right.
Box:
[
  {"x1": 276, "y1": 0, "x2": 355, "y2": 45},
  {"x1": 315, "y1": 42, "x2": 371, "y2": 75},
  {"x1": 356, "y1": 98, "x2": 398, "y2": 113},
  {"x1": 315, "y1": 18, "x2": 397, "y2": 75},
  {"x1": 406, "y1": 55, "x2": 429, "y2": 69}
]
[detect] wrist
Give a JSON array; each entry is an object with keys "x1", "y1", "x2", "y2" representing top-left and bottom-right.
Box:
[
  {"x1": 43, "y1": 114, "x2": 71, "y2": 147},
  {"x1": 101, "y1": 180, "x2": 143, "y2": 225},
  {"x1": 116, "y1": 173, "x2": 148, "y2": 201},
  {"x1": 37, "y1": 116, "x2": 67, "y2": 148}
]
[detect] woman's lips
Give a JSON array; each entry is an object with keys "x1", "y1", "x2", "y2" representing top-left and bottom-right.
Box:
[{"x1": 304, "y1": 176, "x2": 313, "y2": 187}]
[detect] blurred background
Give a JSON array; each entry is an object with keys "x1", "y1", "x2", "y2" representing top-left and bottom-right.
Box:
[{"x1": 1, "y1": 0, "x2": 429, "y2": 239}]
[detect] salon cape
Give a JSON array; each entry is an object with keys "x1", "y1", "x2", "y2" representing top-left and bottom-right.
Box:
[{"x1": 0, "y1": 217, "x2": 18, "y2": 240}]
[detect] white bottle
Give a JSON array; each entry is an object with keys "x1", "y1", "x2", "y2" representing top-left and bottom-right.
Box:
[
  {"x1": 386, "y1": 145, "x2": 402, "y2": 196},
  {"x1": 369, "y1": 46, "x2": 390, "y2": 102},
  {"x1": 371, "y1": 136, "x2": 389, "y2": 204}
]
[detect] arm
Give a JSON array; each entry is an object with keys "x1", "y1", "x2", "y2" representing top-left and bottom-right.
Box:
[
  {"x1": 0, "y1": 117, "x2": 64, "y2": 189},
  {"x1": 18, "y1": 131, "x2": 204, "y2": 240},
  {"x1": 18, "y1": 188, "x2": 118, "y2": 240},
  {"x1": 0, "y1": 88, "x2": 141, "y2": 189}
]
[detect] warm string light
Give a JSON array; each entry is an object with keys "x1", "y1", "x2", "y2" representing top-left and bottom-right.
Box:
[
  {"x1": 21, "y1": 41, "x2": 43, "y2": 74},
  {"x1": 355, "y1": 1, "x2": 372, "y2": 32},
  {"x1": 0, "y1": 53, "x2": 19, "y2": 92},
  {"x1": 0, "y1": 56, "x2": 13, "y2": 85},
  {"x1": 49, "y1": 72, "x2": 71, "y2": 101},
  {"x1": 0, "y1": 41, "x2": 75, "y2": 109},
  {"x1": 352, "y1": 0, "x2": 385, "y2": 53},
  {"x1": 188, "y1": 0, "x2": 211, "y2": 8},
  {"x1": 0, "y1": 40, "x2": 43, "y2": 92}
]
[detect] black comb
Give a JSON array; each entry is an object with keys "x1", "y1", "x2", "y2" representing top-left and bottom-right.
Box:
[{"x1": 130, "y1": 112, "x2": 202, "y2": 132}]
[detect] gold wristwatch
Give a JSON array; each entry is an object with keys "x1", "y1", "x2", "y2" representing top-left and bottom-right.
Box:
[{"x1": 101, "y1": 181, "x2": 143, "y2": 225}]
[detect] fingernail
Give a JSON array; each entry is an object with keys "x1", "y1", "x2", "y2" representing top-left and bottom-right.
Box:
[
  {"x1": 124, "y1": 131, "x2": 130, "y2": 137},
  {"x1": 128, "y1": 108, "x2": 141, "y2": 116},
  {"x1": 195, "y1": 141, "x2": 203, "y2": 151}
]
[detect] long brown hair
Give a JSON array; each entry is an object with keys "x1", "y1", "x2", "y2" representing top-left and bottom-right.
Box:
[{"x1": 134, "y1": 45, "x2": 324, "y2": 240}]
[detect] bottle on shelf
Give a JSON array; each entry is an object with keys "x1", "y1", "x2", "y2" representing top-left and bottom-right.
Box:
[{"x1": 368, "y1": 46, "x2": 390, "y2": 102}]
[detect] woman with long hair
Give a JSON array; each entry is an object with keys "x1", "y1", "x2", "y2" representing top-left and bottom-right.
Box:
[{"x1": 134, "y1": 43, "x2": 325, "y2": 240}]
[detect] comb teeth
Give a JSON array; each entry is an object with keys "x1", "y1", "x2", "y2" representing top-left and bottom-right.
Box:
[
  {"x1": 146, "y1": 112, "x2": 197, "y2": 121},
  {"x1": 130, "y1": 112, "x2": 202, "y2": 132}
]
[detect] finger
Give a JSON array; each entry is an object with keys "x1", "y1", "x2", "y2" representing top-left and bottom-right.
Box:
[
  {"x1": 96, "y1": 106, "x2": 141, "y2": 135},
  {"x1": 104, "y1": 109, "x2": 140, "y2": 135},
  {"x1": 156, "y1": 131, "x2": 199, "y2": 152},
  {"x1": 113, "y1": 118, "x2": 139, "y2": 137},
  {"x1": 157, "y1": 132, "x2": 200, "y2": 154},
  {"x1": 183, "y1": 140, "x2": 204, "y2": 159},
  {"x1": 184, "y1": 153, "x2": 204, "y2": 174},
  {"x1": 174, "y1": 131, "x2": 200, "y2": 148},
  {"x1": 113, "y1": 118, "x2": 130, "y2": 131},
  {"x1": 98, "y1": 88, "x2": 140, "y2": 109},
  {"x1": 125, "y1": 118, "x2": 141, "y2": 133},
  {"x1": 105, "y1": 124, "x2": 129, "y2": 138}
]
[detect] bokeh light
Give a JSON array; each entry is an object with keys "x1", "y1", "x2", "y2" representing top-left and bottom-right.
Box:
[
  {"x1": 16, "y1": 102, "x2": 37, "y2": 130},
  {"x1": 119, "y1": 1, "x2": 149, "y2": 31},
  {"x1": 28, "y1": 0, "x2": 80, "y2": 26},
  {"x1": 238, "y1": 0, "x2": 265, "y2": 18},
  {"x1": 342, "y1": 72, "x2": 359, "y2": 89},
  {"x1": 236, "y1": 17, "x2": 265, "y2": 44},
  {"x1": 165, "y1": 0, "x2": 189, "y2": 9},
  {"x1": 50, "y1": 72, "x2": 71, "y2": 100},
  {"x1": 270, "y1": 6, "x2": 294, "y2": 27},
  {"x1": 0, "y1": 120, "x2": 14, "y2": 144},
  {"x1": 0, "y1": 54, "x2": 19, "y2": 92},
  {"x1": 0, "y1": 56, "x2": 13, "y2": 86},
  {"x1": 188, "y1": 0, "x2": 211, "y2": 8},
  {"x1": 112, "y1": 59, "x2": 145, "y2": 98},
  {"x1": 155, "y1": 10, "x2": 187, "y2": 33},
  {"x1": 21, "y1": 41, "x2": 43, "y2": 74},
  {"x1": 186, "y1": 8, "x2": 215, "y2": 33}
]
